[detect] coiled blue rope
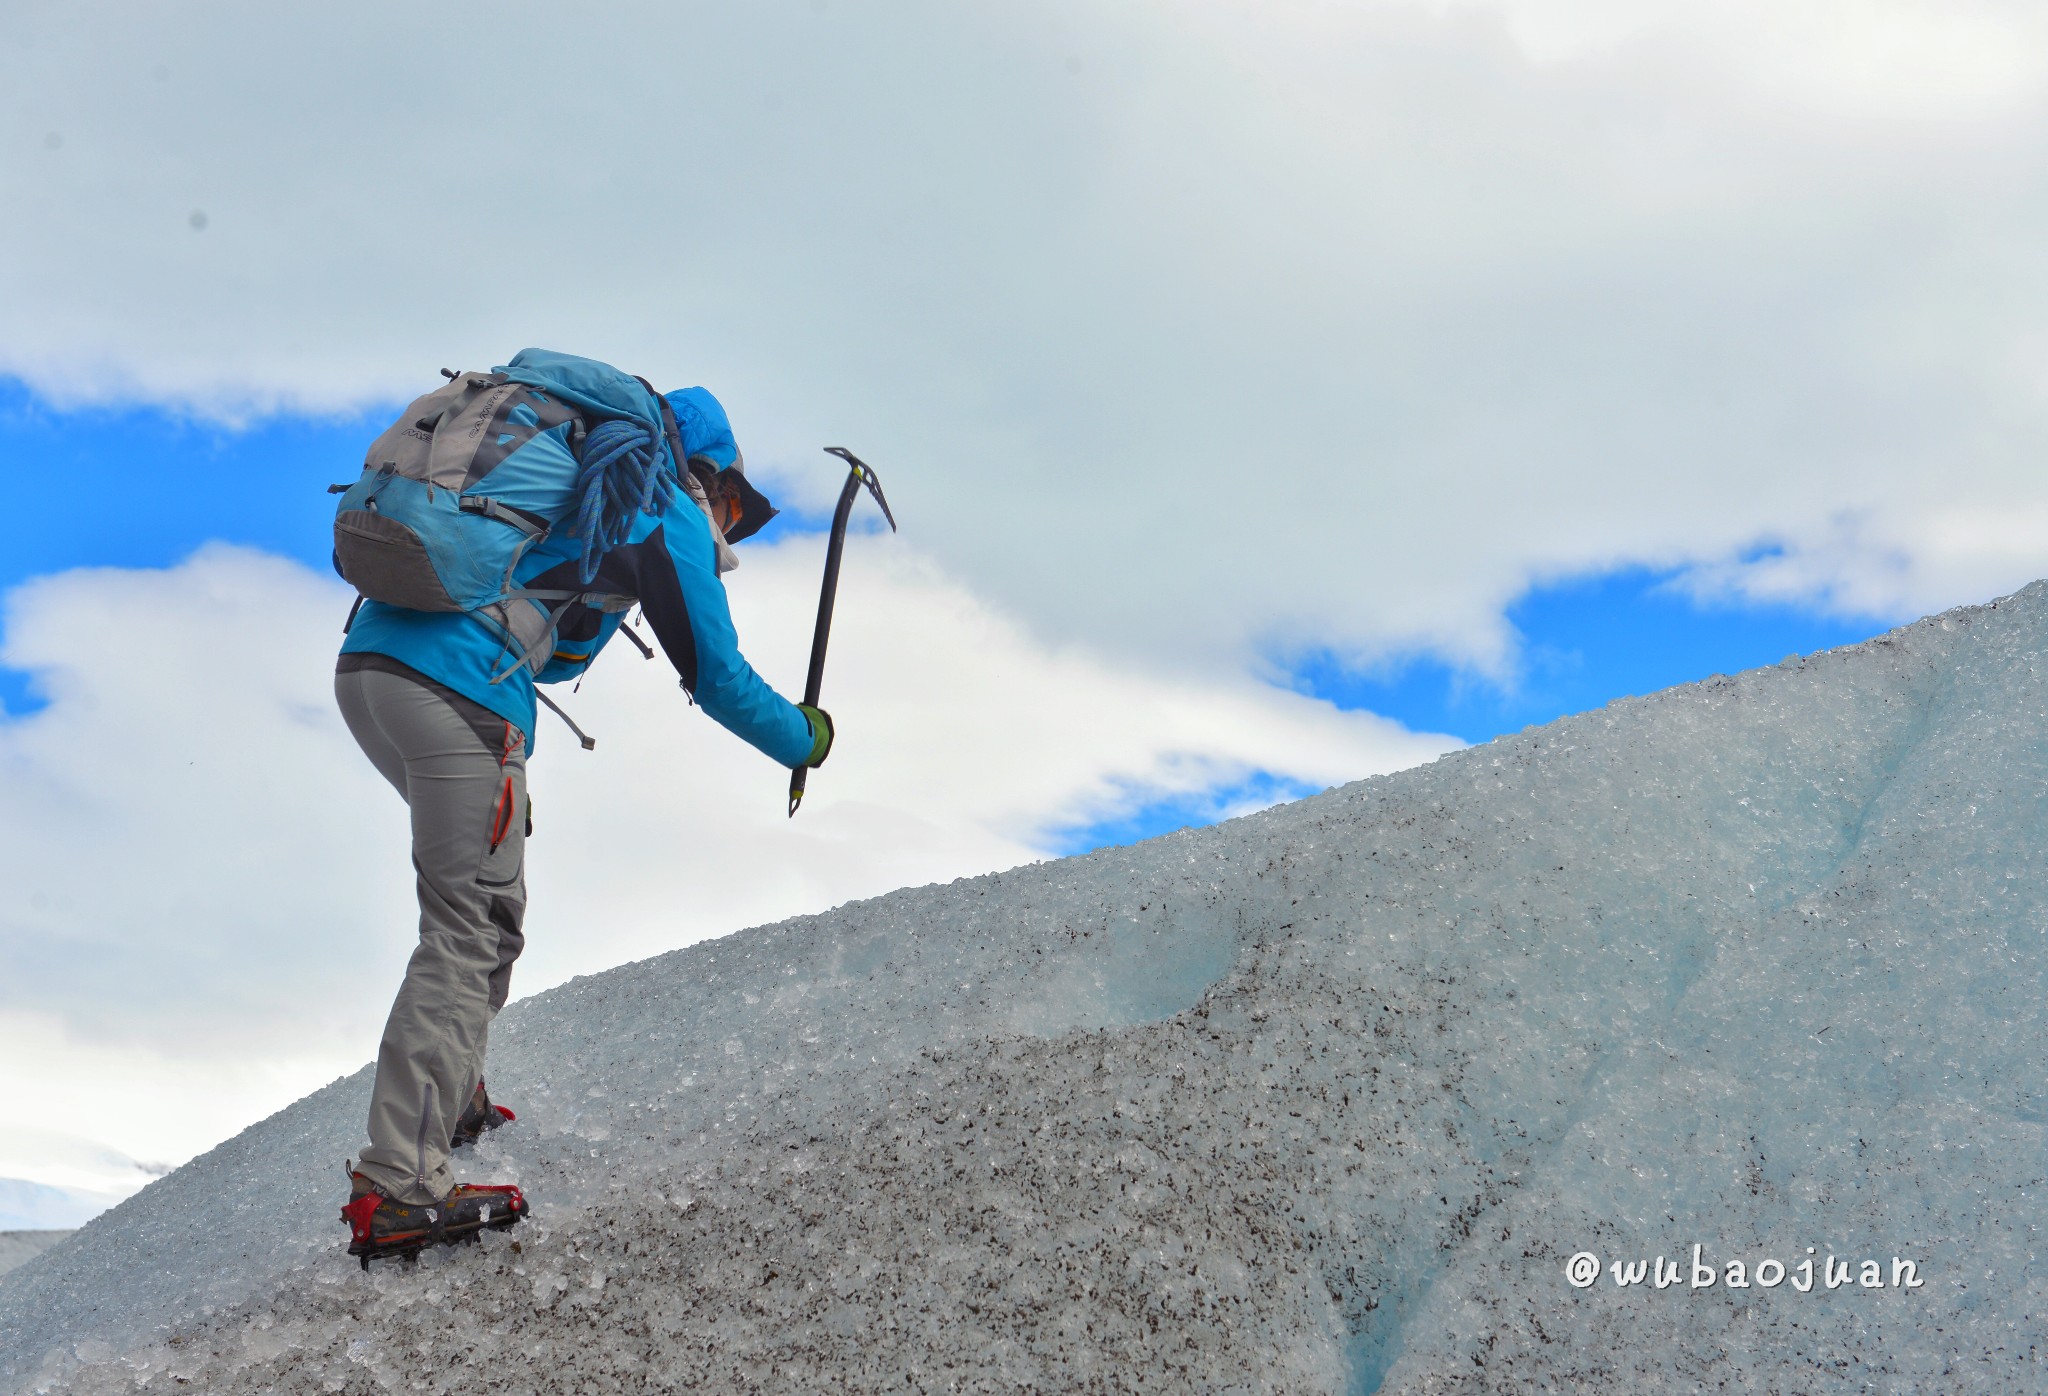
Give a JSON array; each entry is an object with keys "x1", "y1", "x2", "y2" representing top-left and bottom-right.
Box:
[{"x1": 570, "y1": 419, "x2": 678, "y2": 584}]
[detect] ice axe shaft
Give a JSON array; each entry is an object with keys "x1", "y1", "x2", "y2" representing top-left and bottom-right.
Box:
[{"x1": 789, "y1": 447, "x2": 896, "y2": 817}]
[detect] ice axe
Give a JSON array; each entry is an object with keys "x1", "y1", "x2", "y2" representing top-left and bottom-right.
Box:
[{"x1": 789, "y1": 446, "x2": 896, "y2": 817}]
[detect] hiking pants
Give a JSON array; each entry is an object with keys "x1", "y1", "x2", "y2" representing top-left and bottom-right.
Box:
[{"x1": 335, "y1": 663, "x2": 527, "y2": 1203}]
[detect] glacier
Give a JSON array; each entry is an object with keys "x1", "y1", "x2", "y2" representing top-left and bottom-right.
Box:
[{"x1": 2, "y1": 584, "x2": 2045, "y2": 1393}]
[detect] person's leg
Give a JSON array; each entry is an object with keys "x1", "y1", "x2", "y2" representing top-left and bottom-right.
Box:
[{"x1": 336, "y1": 665, "x2": 527, "y2": 1203}]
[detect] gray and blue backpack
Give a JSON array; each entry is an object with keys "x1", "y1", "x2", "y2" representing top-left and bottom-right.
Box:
[{"x1": 330, "y1": 350, "x2": 702, "y2": 682}]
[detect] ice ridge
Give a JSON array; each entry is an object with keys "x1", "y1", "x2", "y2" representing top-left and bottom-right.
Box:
[{"x1": 3, "y1": 585, "x2": 2046, "y2": 1392}]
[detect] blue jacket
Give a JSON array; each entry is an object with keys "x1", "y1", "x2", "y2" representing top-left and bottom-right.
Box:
[{"x1": 341, "y1": 353, "x2": 813, "y2": 766}]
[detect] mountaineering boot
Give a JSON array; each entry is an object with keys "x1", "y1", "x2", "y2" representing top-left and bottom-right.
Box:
[
  {"x1": 341, "y1": 1166, "x2": 527, "y2": 1269},
  {"x1": 450, "y1": 1079, "x2": 515, "y2": 1150}
]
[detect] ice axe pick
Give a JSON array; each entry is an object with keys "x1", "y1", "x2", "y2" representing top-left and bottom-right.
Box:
[{"x1": 789, "y1": 446, "x2": 897, "y2": 817}]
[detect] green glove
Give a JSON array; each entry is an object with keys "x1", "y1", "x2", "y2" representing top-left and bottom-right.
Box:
[{"x1": 797, "y1": 704, "x2": 834, "y2": 768}]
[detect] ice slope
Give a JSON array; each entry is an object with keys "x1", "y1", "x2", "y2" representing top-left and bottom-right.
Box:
[{"x1": 4, "y1": 584, "x2": 2046, "y2": 1393}]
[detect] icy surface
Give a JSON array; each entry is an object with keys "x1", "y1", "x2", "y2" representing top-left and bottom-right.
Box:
[{"x1": 4, "y1": 586, "x2": 2047, "y2": 1393}]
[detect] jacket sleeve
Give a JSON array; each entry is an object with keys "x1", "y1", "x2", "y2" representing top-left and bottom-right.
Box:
[{"x1": 617, "y1": 496, "x2": 815, "y2": 767}]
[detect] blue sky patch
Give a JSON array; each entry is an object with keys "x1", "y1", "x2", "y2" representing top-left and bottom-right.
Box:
[
  {"x1": 0, "y1": 665, "x2": 44, "y2": 719},
  {"x1": 0, "y1": 378, "x2": 386, "y2": 592},
  {"x1": 1291, "y1": 566, "x2": 1892, "y2": 745},
  {"x1": 1048, "y1": 771, "x2": 1322, "y2": 856}
]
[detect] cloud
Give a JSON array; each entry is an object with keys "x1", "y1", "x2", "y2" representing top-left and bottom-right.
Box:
[
  {"x1": 0, "y1": 543, "x2": 1449, "y2": 1170},
  {"x1": 0, "y1": 1009, "x2": 323, "y2": 1189},
  {"x1": 7, "y1": 2, "x2": 2048, "y2": 682},
  {"x1": 0, "y1": 1121, "x2": 167, "y2": 1229}
]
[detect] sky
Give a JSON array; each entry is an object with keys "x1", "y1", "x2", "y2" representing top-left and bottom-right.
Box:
[{"x1": 5, "y1": 0, "x2": 2046, "y2": 1225}]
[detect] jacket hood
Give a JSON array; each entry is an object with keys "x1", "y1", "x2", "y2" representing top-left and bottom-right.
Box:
[
  {"x1": 663, "y1": 385, "x2": 777, "y2": 544},
  {"x1": 664, "y1": 387, "x2": 741, "y2": 472}
]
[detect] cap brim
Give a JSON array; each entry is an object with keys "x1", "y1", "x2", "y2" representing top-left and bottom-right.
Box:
[{"x1": 721, "y1": 467, "x2": 778, "y2": 545}]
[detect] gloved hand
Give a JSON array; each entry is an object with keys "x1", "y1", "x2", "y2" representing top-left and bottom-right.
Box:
[{"x1": 797, "y1": 704, "x2": 834, "y2": 768}]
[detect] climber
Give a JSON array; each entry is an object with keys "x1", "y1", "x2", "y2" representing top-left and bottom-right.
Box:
[{"x1": 330, "y1": 350, "x2": 833, "y2": 1264}]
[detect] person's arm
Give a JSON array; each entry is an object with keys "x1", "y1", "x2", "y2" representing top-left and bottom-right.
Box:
[{"x1": 610, "y1": 498, "x2": 820, "y2": 767}]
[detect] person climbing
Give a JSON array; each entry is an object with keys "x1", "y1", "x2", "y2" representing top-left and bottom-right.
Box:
[{"x1": 330, "y1": 349, "x2": 833, "y2": 1265}]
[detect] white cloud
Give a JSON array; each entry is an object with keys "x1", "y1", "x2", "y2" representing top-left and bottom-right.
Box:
[
  {"x1": 1481, "y1": 0, "x2": 2048, "y2": 118},
  {"x1": 0, "y1": 1118, "x2": 169, "y2": 1228},
  {"x1": 7, "y1": 1, "x2": 2048, "y2": 681},
  {"x1": 0, "y1": 1010, "x2": 324, "y2": 1194},
  {"x1": 0, "y1": 544, "x2": 1450, "y2": 1176}
]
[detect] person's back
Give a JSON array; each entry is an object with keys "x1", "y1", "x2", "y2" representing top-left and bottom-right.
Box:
[{"x1": 331, "y1": 351, "x2": 832, "y2": 1266}]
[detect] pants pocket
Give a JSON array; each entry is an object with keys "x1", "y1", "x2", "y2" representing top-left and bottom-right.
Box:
[
  {"x1": 478, "y1": 770, "x2": 525, "y2": 892},
  {"x1": 487, "y1": 776, "x2": 515, "y2": 853}
]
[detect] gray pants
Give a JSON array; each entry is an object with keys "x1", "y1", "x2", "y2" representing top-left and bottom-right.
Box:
[{"x1": 336, "y1": 663, "x2": 527, "y2": 1203}]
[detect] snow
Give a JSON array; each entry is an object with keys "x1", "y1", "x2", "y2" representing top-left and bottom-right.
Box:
[{"x1": 4, "y1": 584, "x2": 2047, "y2": 1393}]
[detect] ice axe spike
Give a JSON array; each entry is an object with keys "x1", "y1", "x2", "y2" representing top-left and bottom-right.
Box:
[{"x1": 789, "y1": 448, "x2": 896, "y2": 818}]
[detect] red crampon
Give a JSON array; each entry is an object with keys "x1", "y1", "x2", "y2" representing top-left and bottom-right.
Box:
[{"x1": 342, "y1": 1173, "x2": 527, "y2": 1269}]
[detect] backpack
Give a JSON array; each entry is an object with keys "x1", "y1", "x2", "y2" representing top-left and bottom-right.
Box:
[{"x1": 331, "y1": 354, "x2": 681, "y2": 683}]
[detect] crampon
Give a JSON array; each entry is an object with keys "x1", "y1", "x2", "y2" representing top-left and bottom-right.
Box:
[{"x1": 341, "y1": 1169, "x2": 527, "y2": 1269}]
